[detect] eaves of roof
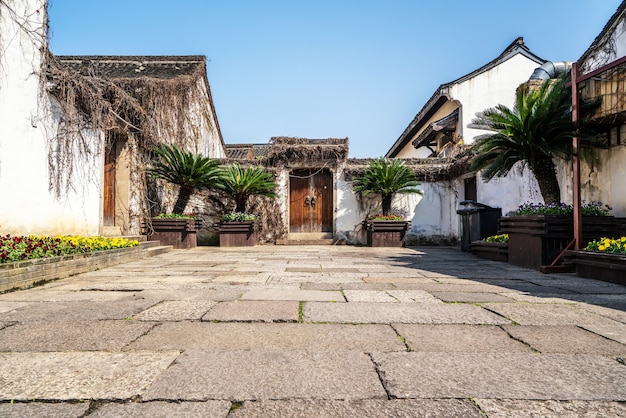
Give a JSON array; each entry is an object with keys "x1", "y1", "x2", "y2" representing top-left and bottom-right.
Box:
[
  {"x1": 385, "y1": 37, "x2": 546, "y2": 158},
  {"x1": 578, "y1": 0, "x2": 626, "y2": 69}
]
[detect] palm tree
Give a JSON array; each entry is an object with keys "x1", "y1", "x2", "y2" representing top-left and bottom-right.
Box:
[
  {"x1": 352, "y1": 158, "x2": 422, "y2": 216},
  {"x1": 147, "y1": 143, "x2": 222, "y2": 214},
  {"x1": 469, "y1": 78, "x2": 581, "y2": 204},
  {"x1": 220, "y1": 164, "x2": 277, "y2": 213}
]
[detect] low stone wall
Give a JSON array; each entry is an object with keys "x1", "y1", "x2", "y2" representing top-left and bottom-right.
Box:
[{"x1": 0, "y1": 243, "x2": 168, "y2": 293}]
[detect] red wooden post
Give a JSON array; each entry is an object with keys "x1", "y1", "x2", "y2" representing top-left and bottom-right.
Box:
[{"x1": 571, "y1": 62, "x2": 582, "y2": 250}]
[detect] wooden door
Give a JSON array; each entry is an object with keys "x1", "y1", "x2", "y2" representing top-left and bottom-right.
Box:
[
  {"x1": 289, "y1": 169, "x2": 333, "y2": 233},
  {"x1": 103, "y1": 139, "x2": 116, "y2": 226}
]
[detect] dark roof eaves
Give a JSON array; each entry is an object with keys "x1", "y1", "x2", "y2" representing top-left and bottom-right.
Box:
[
  {"x1": 385, "y1": 38, "x2": 545, "y2": 158},
  {"x1": 578, "y1": 0, "x2": 626, "y2": 67}
]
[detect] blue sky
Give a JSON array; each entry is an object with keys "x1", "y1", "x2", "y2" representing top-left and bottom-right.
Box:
[{"x1": 48, "y1": 0, "x2": 621, "y2": 158}]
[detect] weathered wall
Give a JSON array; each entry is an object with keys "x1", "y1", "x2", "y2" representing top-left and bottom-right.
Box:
[{"x1": 0, "y1": 0, "x2": 102, "y2": 236}]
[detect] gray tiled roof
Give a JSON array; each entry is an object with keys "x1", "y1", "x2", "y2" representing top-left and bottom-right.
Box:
[{"x1": 56, "y1": 55, "x2": 206, "y2": 79}]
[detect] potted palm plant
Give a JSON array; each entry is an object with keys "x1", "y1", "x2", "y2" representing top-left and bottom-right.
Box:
[
  {"x1": 218, "y1": 164, "x2": 277, "y2": 246},
  {"x1": 352, "y1": 158, "x2": 422, "y2": 247},
  {"x1": 146, "y1": 143, "x2": 222, "y2": 249},
  {"x1": 469, "y1": 78, "x2": 610, "y2": 270}
]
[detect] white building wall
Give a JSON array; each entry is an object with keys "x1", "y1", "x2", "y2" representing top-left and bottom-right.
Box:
[
  {"x1": 451, "y1": 54, "x2": 544, "y2": 145},
  {"x1": 0, "y1": 0, "x2": 101, "y2": 236}
]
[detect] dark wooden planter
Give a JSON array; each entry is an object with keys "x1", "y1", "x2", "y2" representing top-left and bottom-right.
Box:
[
  {"x1": 149, "y1": 218, "x2": 199, "y2": 249},
  {"x1": 499, "y1": 215, "x2": 619, "y2": 270},
  {"x1": 364, "y1": 220, "x2": 409, "y2": 247},
  {"x1": 469, "y1": 241, "x2": 508, "y2": 262},
  {"x1": 564, "y1": 250, "x2": 626, "y2": 285},
  {"x1": 219, "y1": 221, "x2": 258, "y2": 247}
]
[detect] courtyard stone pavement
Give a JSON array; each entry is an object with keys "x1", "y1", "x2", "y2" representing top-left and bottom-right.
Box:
[{"x1": 0, "y1": 245, "x2": 625, "y2": 417}]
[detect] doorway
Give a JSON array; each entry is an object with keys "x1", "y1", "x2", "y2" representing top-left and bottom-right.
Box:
[{"x1": 289, "y1": 168, "x2": 333, "y2": 234}]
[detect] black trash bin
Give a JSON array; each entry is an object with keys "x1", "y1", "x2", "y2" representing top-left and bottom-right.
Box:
[{"x1": 456, "y1": 200, "x2": 502, "y2": 252}]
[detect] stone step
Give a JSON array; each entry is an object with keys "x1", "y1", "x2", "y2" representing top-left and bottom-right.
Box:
[
  {"x1": 275, "y1": 238, "x2": 346, "y2": 246},
  {"x1": 145, "y1": 244, "x2": 174, "y2": 256}
]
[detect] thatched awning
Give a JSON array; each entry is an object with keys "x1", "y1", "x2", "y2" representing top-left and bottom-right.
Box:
[{"x1": 411, "y1": 109, "x2": 459, "y2": 148}]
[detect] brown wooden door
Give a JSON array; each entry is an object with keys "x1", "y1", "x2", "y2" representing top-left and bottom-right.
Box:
[
  {"x1": 103, "y1": 140, "x2": 116, "y2": 226},
  {"x1": 289, "y1": 169, "x2": 333, "y2": 233}
]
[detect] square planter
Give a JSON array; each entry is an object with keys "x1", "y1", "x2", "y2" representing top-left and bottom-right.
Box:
[
  {"x1": 219, "y1": 221, "x2": 258, "y2": 247},
  {"x1": 364, "y1": 220, "x2": 409, "y2": 247},
  {"x1": 469, "y1": 241, "x2": 508, "y2": 262},
  {"x1": 564, "y1": 250, "x2": 626, "y2": 285},
  {"x1": 148, "y1": 218, "x2": 199, "y2": 249},
  {"x1": 499, "y1": 215, "x2": 619, "y2": 270}
]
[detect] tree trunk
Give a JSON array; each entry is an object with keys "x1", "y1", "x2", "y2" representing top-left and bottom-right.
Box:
[
  {"x1": 531, "y1": 157, "x2": 561, "y2": 204},
  {"x1": 235, "y1": 197, "x2": 247, "y2": 213},
  {"x1": 173, "y1": 186, "x2": 193, "y2": 214},
  {"x1": 382, "y1": 195, "x2": 392, "y2": 216}
]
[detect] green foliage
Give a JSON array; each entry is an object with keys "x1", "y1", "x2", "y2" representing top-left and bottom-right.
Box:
[
  {"x1": 483, "y1": 234, "x2": 509, "y2": 243},
  {"x1": 367, "y1": 214, "x2": 405, "y2": 221},
  {"x1": 512, "y1": 201, "x2": 612, "y2": 216},
  {"x1": 469, "y1": 78, "x2": 582, "y2": 204},
  {"x1": 147, "y1": 143, "x2": 222, "y2": 214},
  {"x1": 219, "y1": 164, "x2": 277, "y2": 213},
  {"x1": 352, "y1": 158, "x2": 422, "y2": 215},
  {"x1": 220, "y1": 212, "x2": 259, "y2": 222},
  {"x1": 0, "y1": 235, "x2": 139, "y2": 264},
  {"x1": 585, "y1": 237, "x2": 626, "y2": 254},
  {"x1": 153, "y1": 213, "x2": 195, "y2": 219}
]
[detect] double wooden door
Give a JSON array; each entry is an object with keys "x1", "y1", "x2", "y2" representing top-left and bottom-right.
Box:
[{"x1": 289, "y1": 169, "x2": 333, "y2": 233}]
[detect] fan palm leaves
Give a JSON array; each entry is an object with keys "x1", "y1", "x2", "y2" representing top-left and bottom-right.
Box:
[
  {"x1": 469, "y1": 78, "x2": 582, "y2": 204},
  {"x1": 147, "y1": 143, "x2": 222, "y2": 214},
  {"x1": 352, "y1": 158, "x2": 422, "y2": 215},
  {"x1": 220, "y1": 164, "x2": 277, "y2": 213}
]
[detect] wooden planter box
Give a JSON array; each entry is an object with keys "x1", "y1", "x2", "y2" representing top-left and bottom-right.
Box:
[
  {"x1": 364, "y1": 220, "x2": 409, "y2": 247},
  {"x1": 219, "y1": 221, "x2": 258, "y2": 247},
  {"x1": 564, "y1": 250, "x2": 626, "y2": 285},
  {"x1": 469, "y1": 241, "x2": 508, "y2": 262},
  {"x1": 499, "y1": 215, "x2": 619, "y2": 270},
  {"x1": 148, "y1": 218, "x2": 199, "y2": 249}
]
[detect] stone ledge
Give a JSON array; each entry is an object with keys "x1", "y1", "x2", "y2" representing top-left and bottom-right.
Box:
[{"x1": 0, "y1": 241, "x2": 171, "y2": 293}]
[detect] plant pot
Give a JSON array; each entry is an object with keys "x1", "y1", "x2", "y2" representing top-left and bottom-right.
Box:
[
  {"x1": 148, "y1": 218, "x2": 199, "y2": 249},
  {"x1": 499, "y1": 215, "x2": 619, "y2": 270},
  {"x1": 219, "y1": 221, "x2": 258, "y2": 247},
  {"x1": 363, "y1": 220, "x2": 409, "y2": 247},
  {"x1": 564, "y1": 250, "x2": 626, "y2": 285},
  {"x1": 469, "y1": 241, "x2": 508, "y2": 262}
]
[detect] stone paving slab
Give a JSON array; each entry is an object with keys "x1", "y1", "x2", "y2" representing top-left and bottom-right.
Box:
[
  {"x1": 138, "y1": 288, "x2": 244, "y2": 301},
  {"x1": 144, "y1": 349, "x2": 387, "y2": 401},
  {"x1": 580, "y1": 320, "x2": 626, "y2": 345},
  {"x1": 529, "y1": 278, "x2": 626, "y2": 294},
  {"x1": 475, "y1": 399, "x2": 626, "y2": 418},
  {"x1": 371, "y1": 352, "x2": 626, "y2": 400},
  {"x1": 127, "y1": 322, "x2": 406, "y2": 352},
  {"x1": 133, "y1": 300, "x2": 217, "y2": 321},
  {"x1": 0, "y1": 301, "x2": 28, "y2": 313},
  {"x1": 393, "y1": 324, "x2": 532, "y2": 353},
  {"x1": 0, "y1": 402, "x2": 90, "y2": 418},
  {"x1": 481, "y1": 302, "x2": 618, "y2": 327},
  {"x1": 385, "y1": 290, "x2": 443, "y2": 303},
  {"x1": 0, "y1": 299, "x2": 157, "y2": 322},
  {"x1": 230, "y1": 399, "x2": 482, "y2": 417},
  {"x1": 364, "y1": 275, "x2": 433, "y2": 282},
  {"x1": 212, "y1": 274, "x2": 270, "y2": 283},
  {"x1": 504, "y1": 325, "x2": 626, "y2": 355},
  {"x1": 343, "y1": 290, "x2": 398, "y2": 303},
  {"x1": 269, "y1": 272, "x2": 367, "y2": 283},
  {"x1": 87, "y1": 400, "x2": 231, "y2": 417},
  {"x1": 202, "y1": 300, "x2": 299, "y2": 322},
  {"x1": 0, "y1": 320, "x2": 155, "y2": 351},
  {"x1": 304, "y1": 302, "x2": 510, "y2": 324},
  {"x1": 430, "y1": 291, "x2": 515, "y2": 303},
  {"x1": 0, "y1": 351, "x2": 180, "y2": 400},
  {"x1": 241, "y1": 288, "x2": 344, "y2": 302}
]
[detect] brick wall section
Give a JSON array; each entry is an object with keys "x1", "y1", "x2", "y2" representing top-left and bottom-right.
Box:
[{"x1": 0, "y1": 243, "x2": 168, "y2": 293}]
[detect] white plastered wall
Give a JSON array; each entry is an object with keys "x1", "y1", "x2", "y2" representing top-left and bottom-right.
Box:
[{"x1": 0, "y1": 0, "x2": 101, "y2": 236}]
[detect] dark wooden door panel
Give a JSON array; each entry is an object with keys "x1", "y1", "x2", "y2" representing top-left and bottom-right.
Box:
[
  {"x1": 103, "y1": 141, "x2": 116, "y2": 226},
  {"x1": 289, "y1": 169, "x2": 333, "y2": 233}
]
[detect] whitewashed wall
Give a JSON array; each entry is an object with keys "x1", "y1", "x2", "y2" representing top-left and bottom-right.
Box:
[{"x1": 0, "y1": 0, "x2": 101, "y2": 236}]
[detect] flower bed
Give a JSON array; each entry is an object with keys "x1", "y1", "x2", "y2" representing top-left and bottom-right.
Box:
[
  {"x1": 470, "y1": 234, "x2": 508, "y2": 262},
  {"x1": 363, "y1": 220, "x2": 409, "y2": 247},
  {"x1": 565, "y1": 237, "x2": 626, "y2": 285},
  {"x1": 0, "y1": 237, "x2": 160, "y2": 293}
]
